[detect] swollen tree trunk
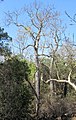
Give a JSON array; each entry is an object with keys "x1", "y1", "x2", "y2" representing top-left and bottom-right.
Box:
[{"x1": 34, "y1": 47, "x2": 40, "y2": 116}]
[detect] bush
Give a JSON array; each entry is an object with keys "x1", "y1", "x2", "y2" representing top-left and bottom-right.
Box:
[
  {"x1": 0, "y1": 56, "x2": 33, "y2": 120},
  {"x1": 39, "y1": 96, "x2": 76, "y2": 120}
]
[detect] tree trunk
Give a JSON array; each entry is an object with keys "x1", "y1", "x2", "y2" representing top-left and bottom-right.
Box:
[
  {"x1": 49, "y1": 57, "x2": 54, "y2": 96},
  {"x1": 35, "y1": 49, "x2": 40, "y2": 116},
  {"x1": 63, "y1": 82, "x2": 67, "y2": 97},
  {"x1": 50, "y1": 81, "x2": 54, "y2": 96}
]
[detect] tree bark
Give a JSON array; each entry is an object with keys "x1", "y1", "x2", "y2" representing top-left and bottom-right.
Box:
[{"x1": 34, "y1": 47, "x2": 40, "y2": 116}]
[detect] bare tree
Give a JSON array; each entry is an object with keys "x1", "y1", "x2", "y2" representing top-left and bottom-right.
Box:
[
  {"x1": 5, "y1": 2, "x2": 62, "y2": 116},
  {"x1": 49, "y1": 31, "x2": 62, "y2": 96},
  {"x1": 39, "y1": 30, "x2": 63, "y2": 96},
  {"x1": 45, "y1": 41, "x2": 76, "y2": 91}
]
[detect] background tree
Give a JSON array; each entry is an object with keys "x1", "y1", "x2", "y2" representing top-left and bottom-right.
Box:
[
  {"x1": 0, "y1": 27, "x2": 12, "y2": 57},
  {"x1": 45, "y1": 40, "x2": 76, "y2": 92}
]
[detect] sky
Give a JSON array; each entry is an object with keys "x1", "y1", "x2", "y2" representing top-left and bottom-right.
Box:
[{"x1": 0, "y1": 0, "x2": 76, "y2": 44}]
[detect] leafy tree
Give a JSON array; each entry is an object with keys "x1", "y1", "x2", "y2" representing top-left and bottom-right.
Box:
[
  {"x1": 0, "y1": 56, "x2": 32, "y2": 119},
  {"x1": 0, "y1": 27, "x2": 12, "y2": 57}
]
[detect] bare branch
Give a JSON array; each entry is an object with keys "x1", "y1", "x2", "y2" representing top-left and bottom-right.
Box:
[
  {"x1": 68, "y1": 82, "x2": 76, "y2": 91},
  {"x1": 53, "y1": 31, "x2": 61, "y2": 53},
  {"x1": 65, "y1": 11, "x2": 76, "y2": 23},
  {"x1": 38, "y1": 54, "x2": 51, "y2": 57},
  {"x1": 22, "y1": 45, "x2": 34, "y2": 50},
  {"x1": 14, "y1": 23, "x2": 35, "y2": 40},
  {"x1": 45, "y1": 79, "x2": 76, "y2": 91},
  {"x1": 25, "y1": 79, "x2": 39, "y2": 100},
  {"x1": 31, "y1": 18, "x2": 39, "y2": 29},
  {"x1": 68, "y1": 70, "x2": 72, "y2": 82},
  {"x1": 45, "y1": 79, "x2": 68, "y2": 83},
  {"x1": 36, "y1": 22, "x2": 43, "y2": 41},
  {"x1": 26, "y1": 9, "x2": 39, "y2": 30}
]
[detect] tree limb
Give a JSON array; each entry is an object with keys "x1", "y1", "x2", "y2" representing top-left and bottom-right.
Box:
[
  {"x1": 25, "y1": 79, "x2": 39, "y2": 100},
  {"x1": 68, "y1": 70, "x2": 72, "y2": 82},
  {"x1": 22, "y1": 45, "x2": 34, "y2": 50},
  {"x1": 38, "y1": 54, "x2": 51, "y2": 57},
  {"x1": 45, "y1": 78, "x2": 76, "y2": 91},
  {"x1": 65, "y1": 11, "x2": 76, "y2": 23},
  {"x1": 14, "y1": 23, "x2": 35, "y2": 40}
]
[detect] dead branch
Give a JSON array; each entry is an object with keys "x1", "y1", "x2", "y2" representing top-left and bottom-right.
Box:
[
  {"x1": 45, "y1": 78, "x2": 76, "y2": 91},
  {"x1": 25, "y1": 79, "x2": 39, "y2": 100},
  {"x1": 38, "y1": 54, "x2": 51, "y2": 57},
  {"x1": 22, "y1": 45, "x2": 34, "y2": 50},
  {"x1": 65, "y1": 11, "x2": 76, "y2": 23},
  {"x1": 68, "y1": 70, "x2": 72, "y2": 82},
  {"x1": 14, "y1": 23, "x2": 35, "y2": 40}
]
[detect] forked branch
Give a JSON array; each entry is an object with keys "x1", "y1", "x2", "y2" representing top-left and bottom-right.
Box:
[{"x1": 45, "y1": 77, "x2": 76, "y2": 91}]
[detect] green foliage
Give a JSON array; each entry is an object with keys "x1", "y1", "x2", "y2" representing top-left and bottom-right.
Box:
[
  {"x1": 0, "y1": 27, "x2": 12, "y2": 56},
  {"x1": 0, "y1": 56, "x2": 32, "y2": 119},
  {"x1": 28, "y1": 61, "x2": 36, "y2": 80}
]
